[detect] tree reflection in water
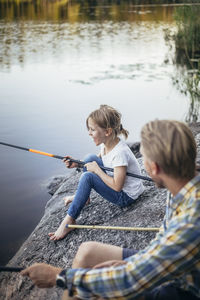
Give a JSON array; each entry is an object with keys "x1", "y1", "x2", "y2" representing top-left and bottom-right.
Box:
[{"x1": 165, "y1": 4, "x2": 200, "y2": 122}]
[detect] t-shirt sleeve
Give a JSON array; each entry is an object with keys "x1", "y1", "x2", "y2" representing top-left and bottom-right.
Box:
[{"x1": 112, "y1": 151, "x2": 129, "y2": 167}]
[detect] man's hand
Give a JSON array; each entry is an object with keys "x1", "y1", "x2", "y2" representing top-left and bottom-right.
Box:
[
  {"x1": 21, "y1": 263, "x2": 62, "y2": 288},
  {"x1": 93, "y1": 260, "x2": 127, "y2": 269}
]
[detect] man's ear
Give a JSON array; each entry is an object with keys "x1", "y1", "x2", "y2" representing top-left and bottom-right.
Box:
[
  {"x1": 105, "y1": 128, "x2": 112, "y2": 136},
  {"x1": 151, "y1": 161, "x2": 160, "y2": 175}
]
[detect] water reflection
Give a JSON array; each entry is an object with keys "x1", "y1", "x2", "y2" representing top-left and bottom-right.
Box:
[
  {"x1": 0, "y1": 3, "x2": 175, "y2": 79},
  {"x1": 0, "y1": 0, "x2": 195, "y2": 265},
  {"x1": 0, "y1": 0, "x2": 175, "y2": 22},
  {"x1": 0, "y1": 0, "x2": 175, "y2": 70}
]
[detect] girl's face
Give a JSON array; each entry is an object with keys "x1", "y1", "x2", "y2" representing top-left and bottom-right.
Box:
[{"x1": 87, "y1": 118, "x2": 107, "y2": 146}]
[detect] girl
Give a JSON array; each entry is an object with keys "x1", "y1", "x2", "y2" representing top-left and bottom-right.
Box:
[{"x1": 49, "y1": 105, "x2": 144, "y2": 241}]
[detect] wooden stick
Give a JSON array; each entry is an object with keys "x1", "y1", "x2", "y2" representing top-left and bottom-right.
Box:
[{"x1": 66, "y1": 224, "x2": 160, "y2": 232}]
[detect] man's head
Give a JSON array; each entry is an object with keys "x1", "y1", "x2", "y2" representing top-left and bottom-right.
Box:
[{"x1": 140, "y1": 120, "x2": 196, "y2": 186}]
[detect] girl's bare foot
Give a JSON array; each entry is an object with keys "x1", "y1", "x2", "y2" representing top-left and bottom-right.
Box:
[
  {"x1": 48, "y1": 215, "x2": 75, "y2": 241},
  {"x1": 63, "y1": 195, "x2": 91, "y2": 206},
  {"x1": 63, "y1": 195, "x2": 74, "y2": 206}
]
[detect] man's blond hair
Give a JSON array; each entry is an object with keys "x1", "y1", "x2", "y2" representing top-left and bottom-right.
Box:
[{"x1": 141, "y1": 120, "x2": 196, "y2": 179}]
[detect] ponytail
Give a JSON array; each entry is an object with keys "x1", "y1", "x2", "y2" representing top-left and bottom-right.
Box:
[{"x1": 119, "y1": 124, "x2": 129, "y2": 139}]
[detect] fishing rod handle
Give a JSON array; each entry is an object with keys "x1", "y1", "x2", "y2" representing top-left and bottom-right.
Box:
[
  {"x1": 0, "y1": 266, "x2": 24, "y2": 272},
  {"x1": 66, "y1": 158, "x2": 85, "y2": 166}
]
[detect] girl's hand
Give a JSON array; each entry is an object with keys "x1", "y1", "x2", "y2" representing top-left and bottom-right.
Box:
[
  {"x1": 85, "y1": 161, "x2": 101, "y2": 175},
  {"x1": 63, "y1": 156, "x2": 78, "y2": 169},
  {"x1": 93, "y1": 260, "x2": 127, "y2": 269}
]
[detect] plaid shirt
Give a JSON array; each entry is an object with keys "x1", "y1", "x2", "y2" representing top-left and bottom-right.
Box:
[{"x1": 65, "y1": 175, "x2": 200, "y2": 299}]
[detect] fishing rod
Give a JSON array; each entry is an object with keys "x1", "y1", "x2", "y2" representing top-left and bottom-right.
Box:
[
  {"x1": 0, "y1": 266, "x2": 24, "y2": 272},
  {"x1": 0, "y1": 141, "x2": 152, "y2": 182},
  {"x1": 66, "y1": 224, "x2": 160, "y2": 232}
]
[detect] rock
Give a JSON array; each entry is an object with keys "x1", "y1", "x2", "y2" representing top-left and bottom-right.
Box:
[
  {"x1": 127, "y1": 142, "x2": 142, "y2": 158},
  {"x1": 46, "y1": 175, "x2": 67, "y2": 195},
  {"x1": 0, "y1": 122, "x2": 199, "y2": 300}
]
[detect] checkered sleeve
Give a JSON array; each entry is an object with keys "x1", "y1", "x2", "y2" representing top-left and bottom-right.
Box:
[{"x1": 65, "y1": 181, "x2": 200, "y2": 299}]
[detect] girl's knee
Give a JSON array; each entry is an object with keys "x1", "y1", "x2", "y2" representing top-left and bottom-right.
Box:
[
  {"x1": 83, "y1": 154, "x2": 98, "y2": 163},
  {"x1": 79, "y1": 171, "x2": 94, "y2": 184}
]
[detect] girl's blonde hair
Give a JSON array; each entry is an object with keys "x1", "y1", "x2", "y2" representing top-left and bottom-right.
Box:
[
  {"x1": 86, "y1": 105, "x2": 129, "y2": 139},
  {"x1": 141, "y1": 119, "x2": 196, "y2": 179}
]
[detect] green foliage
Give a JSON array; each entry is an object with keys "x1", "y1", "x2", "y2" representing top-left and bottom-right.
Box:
[
  {"x1": 173, "y1": 5, "x2": 200, "y2": 67},
  {"x1": 184, "y1": 67, "x2": 200, "y2": 122},
  {"x1": 168, "y1": 5, "x2": 200, "y2": 122}
]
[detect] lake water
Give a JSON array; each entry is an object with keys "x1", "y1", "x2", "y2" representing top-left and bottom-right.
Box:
[{"x1": 0, "y1": 0, "x2": 195, "y2": 265}]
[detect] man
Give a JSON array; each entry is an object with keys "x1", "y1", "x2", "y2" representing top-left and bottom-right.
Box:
[{"x1": 21, "y1": 120, "x2": 200, "y2": 299}]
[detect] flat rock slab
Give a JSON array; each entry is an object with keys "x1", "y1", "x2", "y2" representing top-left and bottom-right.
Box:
[{"x1": 0, "y1": 122, "x2": 199, "y2": 300}]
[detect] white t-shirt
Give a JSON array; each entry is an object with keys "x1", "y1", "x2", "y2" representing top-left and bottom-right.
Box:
[{"x1": 100, "y1": 140, "x2": 144, "y2": 199}]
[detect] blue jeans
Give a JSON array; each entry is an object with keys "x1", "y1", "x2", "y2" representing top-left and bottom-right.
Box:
[
  {"x1": 67, "y1": 154, "x2": 135, "y2": 219},
  {"x1": 122, "y1": 249, "x2": 199, "y2": 300},
  {"x1": 144, "y1": 284, "x2": 200, "y2": 300}
]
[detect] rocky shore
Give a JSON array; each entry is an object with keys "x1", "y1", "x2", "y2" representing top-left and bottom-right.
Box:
[{"x1": 0, "y1": 122, "x2": 199, "y2": 300}]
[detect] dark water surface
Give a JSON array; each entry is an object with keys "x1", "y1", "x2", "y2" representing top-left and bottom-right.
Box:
[{"x1": 0, "y1": 0, "x2": 196, "y2": 265}]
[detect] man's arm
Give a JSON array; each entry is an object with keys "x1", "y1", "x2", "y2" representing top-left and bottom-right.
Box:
[
  {"x1": 65, "y1": 220, "x2": 200, "y2": 299},
  {"x1": 21, "y1": 209, "x2": 200, "y2": 299}
]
